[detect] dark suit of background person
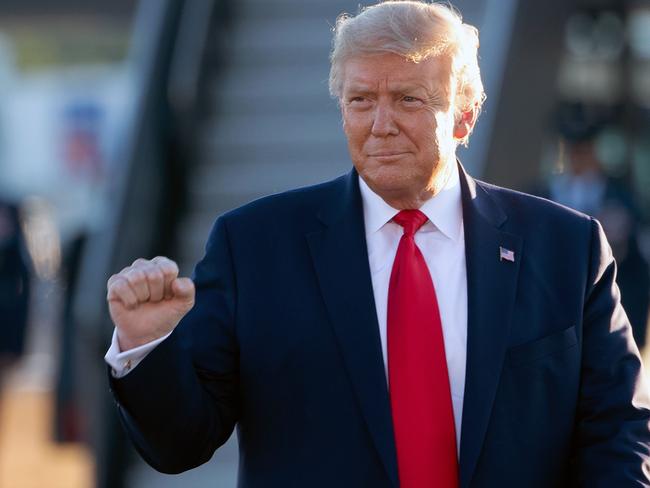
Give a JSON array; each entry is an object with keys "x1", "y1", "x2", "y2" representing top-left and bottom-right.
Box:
[
  {"x1": 108, "y1": 159, "x2": 650, "y2": 487},
  {"x1": 532, "y1": 101, "x2": 650, "y2": 350},
  {"x1": 0, "y1": 199, "x2": 30, "y2": 371}
]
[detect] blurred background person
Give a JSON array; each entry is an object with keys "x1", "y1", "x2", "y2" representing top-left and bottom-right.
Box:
[
  {"x1": 0, "y1": 197, "x2": 30, "y2": 382},
  {"x1": 532, "y1": 101, "x2": 650, "y2": 348}
]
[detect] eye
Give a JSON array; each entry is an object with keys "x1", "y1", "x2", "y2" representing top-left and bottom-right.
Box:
[
  {"x1": 345, "y1": 96, "x2": 372, "y2": 109},
  {"x1": 402, "y1": 95, "x2": 422, "y2": 104}
]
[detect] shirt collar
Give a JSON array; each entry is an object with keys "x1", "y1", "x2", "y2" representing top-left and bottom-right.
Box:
[{"x1": 358, "y1": 162, "x2": 463, "y2": 242}]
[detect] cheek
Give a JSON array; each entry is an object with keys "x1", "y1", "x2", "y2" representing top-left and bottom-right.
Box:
[{"x1": 342, "y1": 116, "x2": 369, "y2": 150}]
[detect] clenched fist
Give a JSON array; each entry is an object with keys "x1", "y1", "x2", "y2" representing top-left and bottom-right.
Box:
[{"x1": 107, "y1": 256, "x2": 195, "y2": 351}]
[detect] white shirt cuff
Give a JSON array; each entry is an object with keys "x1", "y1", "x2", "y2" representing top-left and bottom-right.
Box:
[{"x1": 104, "y1": 329, "x2": 172, "y2": 378}]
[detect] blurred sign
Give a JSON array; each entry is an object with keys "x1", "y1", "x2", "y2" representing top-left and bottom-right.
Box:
[{"x1": 62, "y1": 101, "x2": 105, "y2": 182}]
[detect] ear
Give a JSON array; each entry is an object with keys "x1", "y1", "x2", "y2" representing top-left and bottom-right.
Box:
[{"x1": 454, "y1": 106, "x2": 478, "y2": 140}]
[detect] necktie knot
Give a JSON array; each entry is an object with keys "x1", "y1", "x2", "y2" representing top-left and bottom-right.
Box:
[{"x1": 393, "y1": 209, "x2": 428, "y2": 237}]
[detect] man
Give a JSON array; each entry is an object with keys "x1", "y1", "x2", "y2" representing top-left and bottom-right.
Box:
[{"x1": 105, "y1": 2, "x2": 650, "y2": 487}]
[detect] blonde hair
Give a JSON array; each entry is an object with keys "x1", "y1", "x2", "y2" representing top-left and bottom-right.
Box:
[{"x1": 329, "y1": 1, "x2": 485, "y2": 142}]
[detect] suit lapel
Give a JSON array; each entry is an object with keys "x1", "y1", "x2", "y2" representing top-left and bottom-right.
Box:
[
  {"x1": 306, "y1": 170, "x2": 399, "y2": 488},
  {"x1": 457, "y1": 165, "x2": 523, "y2": 488}
]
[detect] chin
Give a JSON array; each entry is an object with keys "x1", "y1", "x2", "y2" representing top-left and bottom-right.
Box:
[{"x1": 362, "y1": 170, "x2": 416, "y2": 197}]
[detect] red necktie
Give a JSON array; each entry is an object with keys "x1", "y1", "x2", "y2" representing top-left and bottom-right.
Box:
[{"x1": 388, "y1": 209, "x2": 458, "y2": 488}]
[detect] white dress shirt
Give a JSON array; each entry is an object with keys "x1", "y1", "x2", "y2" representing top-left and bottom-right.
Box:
[
  {"x1": 359, "y1": 164, "x2": 467, "y2": 449},
  {"x1": 105, "y1": 164, "x2": 468, "y2": 447},
  {"x1": 105, "y1": 329, "x2": 170, "y2": 378}
]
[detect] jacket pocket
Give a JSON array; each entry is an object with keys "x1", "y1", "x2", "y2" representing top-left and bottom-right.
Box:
[{"x1": 507, "y1": 325, "x2": 578, "y2": 367}]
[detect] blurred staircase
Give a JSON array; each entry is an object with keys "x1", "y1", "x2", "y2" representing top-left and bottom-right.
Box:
[{"x1": 176, "y1": 0, "x2": 360, "y2": 271}]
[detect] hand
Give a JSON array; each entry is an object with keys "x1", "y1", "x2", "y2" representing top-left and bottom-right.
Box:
[{"x1": 107, "y1": 256, "x2": 195, "y2": 351}]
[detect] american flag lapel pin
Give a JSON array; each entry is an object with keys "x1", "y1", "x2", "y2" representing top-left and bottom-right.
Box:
[{"x1": 499, "y1": 246, "x2": 515, "y2": 262}]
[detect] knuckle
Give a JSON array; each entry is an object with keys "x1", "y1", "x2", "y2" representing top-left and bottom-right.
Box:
[
  {"x1": 124, "y1": 272, "x2": 145, "y2": 287},
  {"x1": 148, "y1": 269, "x2": 165, "y2": 284},
  {"x1": 161, "y1": 262, "x2": 179, "y2": 277},
  {"x1": 132, "y1": 257, "x2": 149, "y2": 267},
  {"x1": 149, "y1": 255, "x2": 170, "y2": 267},
  {"x1": 109, "y1": 275, "x2": 126, "y2": 289},
  {"x1": 113, "y1": 280, "x2": 130, "y2": 294},
  {"x1": 107, "y1": 274, "x2": 117, "y2": 289}
]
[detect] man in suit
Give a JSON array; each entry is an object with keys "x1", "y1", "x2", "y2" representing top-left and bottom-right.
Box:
[{"x1": 105, "y1": 1, "x2": 650, "y2": 486}]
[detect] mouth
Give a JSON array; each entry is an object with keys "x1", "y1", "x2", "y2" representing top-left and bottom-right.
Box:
[{"x1": 368, "y1": 151, "x2": 410, "y2": 158}]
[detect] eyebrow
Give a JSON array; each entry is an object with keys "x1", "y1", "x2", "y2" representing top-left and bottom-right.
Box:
[
  {"x1": 343, "y1": 85, "x2": 374, "y2": 95},
  {"x1": 344, "y1": 82, "x2": 443, "y2": 98}
]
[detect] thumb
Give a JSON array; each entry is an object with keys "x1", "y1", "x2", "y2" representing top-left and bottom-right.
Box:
[{"x1": 171, "y1": 277, "x2": 195, "y2": 303}]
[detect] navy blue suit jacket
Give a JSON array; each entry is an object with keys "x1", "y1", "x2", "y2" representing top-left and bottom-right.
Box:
[{"x1": 110, "y1": 165, "x2": 650, "y2": 487}]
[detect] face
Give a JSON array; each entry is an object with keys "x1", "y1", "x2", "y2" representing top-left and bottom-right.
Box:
[{"x1": 340, "y1": 53, "x2": 461, "y2": 208}]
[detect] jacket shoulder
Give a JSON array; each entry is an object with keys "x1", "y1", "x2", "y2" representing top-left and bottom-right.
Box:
[
  {"x1": 476, "y1": 178, "x2": 593, "y2": 228},
  {"x1": 218, "y1": 172, "x2": 348, "y2": 229}
]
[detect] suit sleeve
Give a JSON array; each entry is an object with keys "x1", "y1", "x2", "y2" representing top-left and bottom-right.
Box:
[
  {"x1": 108, "y1": 216, "x2": 240, "y2": 474},
  {"x1": 574, "y1": 217, "x2": 650, "y2": 486}
]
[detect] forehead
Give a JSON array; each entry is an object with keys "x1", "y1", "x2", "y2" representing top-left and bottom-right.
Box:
[{"x1": 341, "y1": 53, "x2": 453, "y2": 93}]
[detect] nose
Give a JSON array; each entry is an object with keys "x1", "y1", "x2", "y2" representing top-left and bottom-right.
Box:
[{"x1": 371, "y1": 103, "x2": 399, "y2": 137}]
